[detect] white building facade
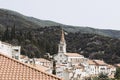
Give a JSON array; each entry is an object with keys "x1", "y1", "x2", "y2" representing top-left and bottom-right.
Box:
[
  {"x1": 54, "y1": 29, "x2": 84, "y2": 65},
  {"x1": 54, "y1": 30, "x2": 116, "y2": 80},
  {"x1": 0, "y1": 41, "x2": 21, "y2": 60},
  {"x1": 54, "y1": 30, "x2": 89, "y2": 79}
]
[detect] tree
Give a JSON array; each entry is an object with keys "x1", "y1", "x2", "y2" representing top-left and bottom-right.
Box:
[
  {"x1": 11, "y1": 24, "x2": 16, "y2": 40},
  {"x1": 92, "y1": 77, "x2": 99, "y2": 80},
  {"x1": 2, "y1": 26, "x2": 10, "y2": 41},
  {"x1": 52, "y1": 60, "x2": 56, "y2": 75},
  {"x1": 114, "y1": 67, "x2": 120, "y2": 79},
  {"x1": 98, "y1": 73, "x2": 109, "y2": 80}
]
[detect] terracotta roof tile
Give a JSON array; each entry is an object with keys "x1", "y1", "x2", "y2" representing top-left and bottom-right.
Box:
[
  {"x1": 0, "y1": 53, "x2": 63, "y2": 80},
  {"x1": 36, "y1": 58, "x2": 50, "y2": 63},
  {"x1": 87, "y1": 59, "x2": 96, "y2": 65},
  {"x1": 93, "y1": 60, "x2": 107, "y2": 66},
  {"x1": 115, "y1": 64, "x2": 120, "y2": 67},
  {"x1": 33, "y1": 64, "x2": 49, "y2": 72},
  {"x1": 65, "y1": 53, "x2": 83, "y2": 57},
  {"x1": 107, "y1": 65, "x2": 115, "y2": 69},
  {"x1": 20, "y1": 55, "x2": 27, "y2": 59}
]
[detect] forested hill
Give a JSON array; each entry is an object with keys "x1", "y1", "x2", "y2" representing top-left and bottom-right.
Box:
[
  {"x1": 0, "y1": 9, "x2": 120, "y2": 64},
  {"x1": 0, "y1": 8, "x2": 120, "y2": 38},
  {"x1": 1, "y1": 26, "x2": 120, "y2": 64}
]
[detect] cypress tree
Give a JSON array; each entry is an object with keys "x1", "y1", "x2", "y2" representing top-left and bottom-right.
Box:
[
  {"x1": 52, "y1": 60, "x2": 56, "y2": 75},
  {"x1": 2, "y1": 26, "x2": 10, "y2": 41},
  {"x1": 11, "y1": 24, "x2": 16, "y2": 40}
]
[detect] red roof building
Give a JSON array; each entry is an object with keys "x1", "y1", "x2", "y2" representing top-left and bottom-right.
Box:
[{"x1": 0, "y1": 53, "x2": 63, "y2": 80}]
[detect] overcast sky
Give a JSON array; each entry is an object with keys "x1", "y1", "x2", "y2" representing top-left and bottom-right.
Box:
[{"x1": 0, "y1": 0, "x2": 120, "y2": 30}]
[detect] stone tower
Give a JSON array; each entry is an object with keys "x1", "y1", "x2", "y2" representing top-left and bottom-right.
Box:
[{"x1": 58, "y1": 29, "x2": 66, "y2": 54}]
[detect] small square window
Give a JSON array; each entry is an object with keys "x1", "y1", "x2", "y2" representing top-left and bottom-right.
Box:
[{"x1": 60, "y1": 55, "x2": 62, "y2": 57}]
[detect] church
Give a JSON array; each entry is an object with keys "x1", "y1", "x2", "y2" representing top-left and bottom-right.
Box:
[
  {"x1": 54, "y1": 29, "x2": 84, "y2": 65},
  {"x1": 54, "y1": 30, "x2": 116, "y2": 80}
]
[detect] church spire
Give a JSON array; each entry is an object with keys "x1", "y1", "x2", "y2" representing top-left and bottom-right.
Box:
[
  {"x1": 60, "y1": 29, "x2": 65, "y2": 43},
  {"x1": 58, "y1": 29, "x2": 66, "y2": 54}
]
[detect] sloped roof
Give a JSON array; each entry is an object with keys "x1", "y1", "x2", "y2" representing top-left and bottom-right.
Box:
[
  {"x1": 87, "y1": 59, "x2": 96, "y2": 65},
  {"x1": 32, "y1": 64, "x2": 49, "y2": 72},
  {"x1": 107, "y1": 65, "x2": 116, "y2": 69},
  {"x1": 60, "y1": 29, "x2": 65, "y2": 43},
  {"x1": 20, "y1": 55, "x2": 27, "y2": 59},
  {"x1": 65, "y1": 53, "x2": 83, "y2": 57},
  {"x1": 93, "y1": 60, "x2": 108, "y2": 66},
  {"x1": 36, "y1": 58, "x2": 50, "y2": 63},
  {"x1": 115, "y1": 64, "x2": 120, "y2": 67},
  {"x1": 0, "y1": 53, "x2": 62, "y2": 80}
]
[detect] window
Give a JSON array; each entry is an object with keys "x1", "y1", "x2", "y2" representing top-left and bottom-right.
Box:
[
  {"x1": 100, "y1": 68, "x2": 105, "y2": 70},
  {"x1": 64, "y1": 60, "x2": 67, "y2": 63},
  {"x1": 15, "y1": 56, "x2": 19, "y2": 59},
  {"x1": 30, "y1": 61, "x2": 32, "y2": 63},
  {"x1": 60, "y1": 60, "x2": 62, "y2": 62},
  {"x1": 14, "y1": 49, "x2": 19, "y2": 52},
  {"x1": 60, "y1": 55, "x2": 62, "y2": 57},
  {"x1": 76, "y1": 59, "x2": 78, "y2": 62},
  {"x1": 25, "y1": 61, "x2": 28, "y2": 63},
  {"x1": 12, "y1": 56, "x2": 14, "y2": 58},
  {"x1": 60, "y1": 46, "x2": 63, "y2": 51}
]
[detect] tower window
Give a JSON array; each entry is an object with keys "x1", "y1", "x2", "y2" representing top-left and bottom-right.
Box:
[{"x1": 60, "y1": 46, "x2": 63, "y2": 51}]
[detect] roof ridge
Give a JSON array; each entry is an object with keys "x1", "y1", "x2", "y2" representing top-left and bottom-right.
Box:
[{"x1": 0, "y1": 53, "x2": 62, "y2": 80}]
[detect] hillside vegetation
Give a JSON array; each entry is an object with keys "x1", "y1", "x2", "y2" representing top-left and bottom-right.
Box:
[
  {"x1": 1, "y1": 9, "x2": 120, "y2": 38},
  {"x1": 0, "y1": 9, "x2": 120, "y2": 64}
]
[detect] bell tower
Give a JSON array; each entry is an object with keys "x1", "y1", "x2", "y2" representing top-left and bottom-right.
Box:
[{"x1": 58, "y1": 29, "x2": 66, "y2": 54}]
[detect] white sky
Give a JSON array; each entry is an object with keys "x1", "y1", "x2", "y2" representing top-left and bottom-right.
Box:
[{"x1": 0, "y1": 0, "x2": 120, "y2": 30}]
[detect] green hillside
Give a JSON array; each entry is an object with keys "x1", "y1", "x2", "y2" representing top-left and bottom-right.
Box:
[
  {"x1": 0, "y1": 9, "x2": 120, "y2": 64},
  {"x1": 0, "y1": 8, "x2": 120, "y2": 38}
]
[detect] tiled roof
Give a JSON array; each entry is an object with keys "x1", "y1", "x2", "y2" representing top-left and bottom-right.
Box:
[
  {"x1": 65, "y1": 53, "x2": 83, "y2": 57},
  {"x1": 20, "y1": 55, "x2": 27, "y2": 59},
  {"x1": 93, "y1": 60, "x2": 107, "y2": 66},
  {"x1": 115, "y1": 64, "x2": 120, "y2": 67},
  {"x1": 108, "y1": 65, "x2": 116, "y2": 69},
  {"x1": 36, "y1": 58, "x2": 50, "y2": 63},
  {"x1": 0, "y1": 53, "x2": 62, "y2": 80},
  {"x1": 87, "y1": 60, "x2": 96, "y2": 65},
  {"x1": 31, "y1": 64, "x2": 49, "y2": 72},
  {"x1": 56, "y1": 64, "x2": 66, "y2": 68}
]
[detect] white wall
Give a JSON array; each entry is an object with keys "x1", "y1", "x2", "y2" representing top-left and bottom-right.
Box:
[
  {"x1": 0, "y1": 41, "x2": 21, "y2": 60},
  {"x1": 88, "y1": 65, "x2": 96, "y2": 75},
  {"x1": 54, "y1": 53, "x2": 67, "y2": 64},
  {"x1": 0, "y1": 41, "x2": 12, "y2": 57},
  {"x1": 12, "y1": 46, "x2": 21, "y2": 60},
  {"x1": 68, "y1": 56, "x2": 84, "y2": 65},
  {"x1": 98, "y1": 65, "x2": 107, "y2": 74}
]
